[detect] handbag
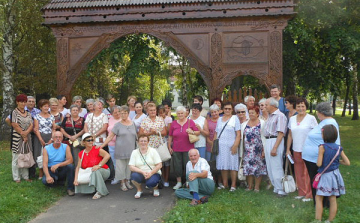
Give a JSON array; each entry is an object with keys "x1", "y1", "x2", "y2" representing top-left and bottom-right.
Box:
[
  {"x1": 139, "y1": 149, "x2": 163, "y2": 189},
  {"x1": 188, "y1": 119, "x2": 200, "y2": 143},
  {"x1": 282, "y1": 157, "x2": 296, "y2": 193},
  {"x1": 68, "y1": 117, "x2": 81, "y2": 147},
  {"x1": 212, "y1": 119, "x2": 229, "y2": 155},
  {"x1": 313, "y1": 146, "x2": 341, "y2": 189},
  {"x1": 156, "y1": 131, "x2": 171, "y2": 162},
  {"x1": 18, "y1": 152, "x2": 36, "y2": 168},
  {"x1": 77, "y1": 150, "x2": 92, "y2": 184},
  {"x1": 237, "y1": 157, "x2": 246, "y2": 181},
  {"x1": 37, "y1": 147, "x2": 44, "y2": 169}
]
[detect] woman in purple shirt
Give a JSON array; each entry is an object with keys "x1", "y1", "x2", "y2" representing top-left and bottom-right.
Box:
[{"x1": 168, "y1": 106, "x2": 199, "y2": 190}]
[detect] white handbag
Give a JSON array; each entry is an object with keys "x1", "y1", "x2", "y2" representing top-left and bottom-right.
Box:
[
  {"x1": 282, "y1": 158, "x2": 296, "y2": 193},
  {"x1": 156, "y1": 132, "x2": 171, "y2": 162},
  {"x1": 77, "y1": 151, "x2": 92, "y2": 184},
  {"x1": 37, "y1": 147, "x2": 44, "y2": 169},
  {"x1": 238, "y1": 157, "x2": 246, "y2": 181}
]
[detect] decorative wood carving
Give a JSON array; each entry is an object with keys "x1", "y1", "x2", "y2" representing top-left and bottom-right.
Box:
[
  {"x1": 267, "y1": 31, "x2": 283, "y2": 89},
  {"x1": 56, "y1": 38, "x2": 69, "y2": 95}
]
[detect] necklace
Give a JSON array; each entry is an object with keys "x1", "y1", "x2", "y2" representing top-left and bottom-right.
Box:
[
  {"x1": 17, "y1": 108, "x2": 26, "y2": 114},
  {"x1": 296, "y1": 114, "x2": 305, "y2": 126}
]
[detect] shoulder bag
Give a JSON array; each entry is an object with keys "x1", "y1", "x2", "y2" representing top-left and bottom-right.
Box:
[
  {"x1": 188, "y1": 118, "x2": 200, "y2": 143},
  {"x1": 282, "y1": 157, "x2": 296, "y2": 193},
  {"x1": 212, "y1": 119, "x2": 229, "y2": 155},
  {"x1": 69, "y1": 117, "x2": 81, "y2": 147},
  {"x1": 77, "y1": 150, "x2": 92, "y2": 184},
  {"x1": 156, "y1": 131, "x2": 171, "y2": 162},
  {"x1": 37, "y1": 146, "x2": 44, "y2": 169},
  {"x1": 17, "y1": 140, "x2": 36, "y2": 168},
  {"x1": 237, "y1": 155, "x2": 246, "y2": 181},
  {"x1": 313, "y1": 146, "x2": 341, "y2": 189},
  {"x1": 139, "y1": 149, "x2": 164, "y2": 189}
]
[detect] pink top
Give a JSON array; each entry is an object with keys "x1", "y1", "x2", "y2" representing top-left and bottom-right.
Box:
[
  {"x1": 169, "y1": 119, "x2": 199, "y2": 152},
  {"x1": 206, "y1": 119, "x2": 218, "y2": 152},
  {"x1": 107, "y1": 117, "x2": 120, "y2": 147}
]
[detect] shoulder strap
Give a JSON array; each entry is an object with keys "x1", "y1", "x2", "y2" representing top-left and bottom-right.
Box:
[
  {"x1": 218, "y1": 119, "x2": 230, "y2": 139},
  {"x1": 139, "y1": 149, "x2": 152, "y2": 170},
  {"x1": 320, "y1": 145, "x2": 341, "y2": 175}
]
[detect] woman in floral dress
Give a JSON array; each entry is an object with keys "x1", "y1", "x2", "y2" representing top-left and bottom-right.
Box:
[{"x1": 242, "y1": 106, "x2": 267, "y2": 192}]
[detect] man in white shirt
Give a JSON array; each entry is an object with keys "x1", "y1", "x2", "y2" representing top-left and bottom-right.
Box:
[{"x1": 175, "y1": 149, "x2": 215, "y2": 206}]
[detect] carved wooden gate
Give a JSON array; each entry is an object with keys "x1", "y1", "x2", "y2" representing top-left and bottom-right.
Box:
[{"x1": 42, "y1": 0, "x2": 296, "y2": 101}]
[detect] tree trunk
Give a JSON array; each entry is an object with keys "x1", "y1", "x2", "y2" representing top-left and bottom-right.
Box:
[
  {"x1": 352, "y1": 63, "x2": 359, "y2": 120},
  {"x1": 150, "y1": 72, "x2": 155, "y2": 101},
  {"x1": 0, "y1": 0, "x2": 16, "y2": 140},
  {"x1": 342, "y1": 73, "x2": 350, "y2": 117},
  {"x1": 332, "y1": 94, "x2": 337, "y2": 116},
  {"x1": 348, "y1": 99, "x2": 352, "y2": 116},
  {"x1": 180, "y1": 57, "x2": 187, "y2": 106}
]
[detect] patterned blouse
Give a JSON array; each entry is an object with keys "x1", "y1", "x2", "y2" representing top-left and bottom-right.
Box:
[
  {"x1": 35, "y1": 114, "x2": 54, "y2": 134},
  {"x1": 140, "y1": 116, "x2": 165, "y2": 148},
  {"x1": 11, "y1": 109, "x2": 33, "y2": 154}
]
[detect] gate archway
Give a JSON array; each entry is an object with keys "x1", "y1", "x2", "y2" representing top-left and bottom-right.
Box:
[{"x1": 43, "y1": 0, "x2": 296, "y2": 101}]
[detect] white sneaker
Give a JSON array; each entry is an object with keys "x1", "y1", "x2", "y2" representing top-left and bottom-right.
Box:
[
  {"x1": 111, "y1": 179, "x2": 120, "y2": 185},
  {"x1": 164, "y1": 182, "x2": 169, "y2": 187},
  {"x1": 294, "y1": 196, "x2": 305, "y2": 199},
  {"x1": 173, "y1": 182, "x2": 182, "y2": 190},
  {"x1": 302, "y1": 198, "x2": 312, "y2": 202}
]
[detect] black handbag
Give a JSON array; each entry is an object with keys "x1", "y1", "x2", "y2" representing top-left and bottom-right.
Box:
[{"x1": 212, "y1": 120, "x2": 229, "y2": 155}]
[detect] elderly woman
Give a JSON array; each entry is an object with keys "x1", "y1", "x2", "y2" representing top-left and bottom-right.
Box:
[
  {"x1": 286, "y1": 98, "x2": 317, "y2": 202},
  {"x1": 190, "y1": 104, "x2": 209, "y2": 158},
  {"x1": 241, "y1": 106, "x2": 267, "y2": 192},
  {"x1": 235, "y1": 103, "x2": 249, "y2": 124},
  {"x1": 34, "y1": 99, "x2": 56, "y2": 179},
  {"x1": 72, "y1": 96, "x2": 87, "y2": 118},
  {"x1": 60, "y1": 104, "x2": 85, "y2": 165},
  {"x1": 132, "y1": 101, "x2": 147, "y2": 133},
  {"x1": 129, "y1": 135, "x2": 162, "y2": 198},
  {"x1": 84, "y1": 100, "x2": 108, "y2": 145},
  {"x1": 74, "y1": 133, "x2": 110, "y2": 199},
  {"x1": 259, "y1": 98, "x2": 268, "y2": 121},
  {"x1": 215, "y1": 102, "x2": 241, "y2": 191},
  {"x1": 244, "y1": 96, "x2": 255, "y2": 108},
  {"x1": 49, "y1": 98, "x2": 63, "y2": 131},
  {"x1": 127, "y1": 95, "x2": 137, "y2": 120},
  {"x1": 207, "y1": 98, "x2": 224, "y2": 119},
  {"x1": 168, "y1": 106, "x2": 199, "y2": 190},
  {"x1": 57, "y1": 95, "x2": 69, "y2": 116},
  {"x1": 84, "y1": 98, "x2": 95, "y2": 120},
  {"x1": 139, "y1": 102, "x2": 167, "y2": 149},
  {"x1": 11, "y1": 94, "x2": 34, "y2": 183},
  {"x1": 107, "y1": 105, "x2": 122, "y2": 185},
  {"x1": 100, "y1": 105, "x2": 136, "y2": 191},
  {"x1": 303, "y1": 102, "x2": 339, "y2": 204}
]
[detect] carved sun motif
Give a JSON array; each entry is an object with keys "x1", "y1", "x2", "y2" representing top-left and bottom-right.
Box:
[
  {"x1": 228, "y1": 35, "x2": 264, "y2": 59},
  {"x1": 192, "y1": 38, "x2": 204, "y2": 50},
  {"x1": 71, "y1": 43, "x2": 83, "y2": 55}
]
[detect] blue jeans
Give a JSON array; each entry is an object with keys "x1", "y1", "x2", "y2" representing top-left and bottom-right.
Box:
[
  {"x1": 108, "y1": 145, "x2": 116, "y2": 168},
  {"x1": 42, "y1": 164, "x2": 75, "y2": 190},
  {"x1": 131, "y1": 172, "x2": 161, "y2": 188},
  {"x1": 196, "y1": 147, "x2": 206, "y2": 159}
]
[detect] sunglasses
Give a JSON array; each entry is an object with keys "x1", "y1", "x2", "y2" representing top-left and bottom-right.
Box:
[
  {"x1": 85, "y1": 139, "x2": 94, "y2": 142},
  {"x1": 236, "y1": 111, "x2": 246, "y2": 114}
]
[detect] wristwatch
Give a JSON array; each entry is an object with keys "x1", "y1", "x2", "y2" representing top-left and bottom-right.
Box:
[{"x1": 98, "y1": 164, "x2": 102, "y2": 168}]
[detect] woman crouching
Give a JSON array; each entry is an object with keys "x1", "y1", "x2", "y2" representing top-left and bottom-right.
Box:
[
  {"x1": 74, "y1": 133, "x2": 110, "y2": 199},
  {"x1": 129, "y1": 134, "x2": 162, "y2": 199}
]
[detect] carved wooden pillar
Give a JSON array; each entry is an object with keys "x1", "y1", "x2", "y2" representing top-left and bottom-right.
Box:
[
  {"x1": 209, "y1": 33, "x2": 226, "y2": 101},
  {"x1": 56, "y1": 37, "x2": 72, "y2": 103},
  {"x1": 267, "y1": 30, "x2": 283, "y2": 90}
]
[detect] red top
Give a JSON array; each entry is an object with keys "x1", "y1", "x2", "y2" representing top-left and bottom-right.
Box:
[
  {"x1": 78, "y1": 146, "x2": 109, "y2": 169},
  {"x1": 169, "y1": 119, "x2": 199, "y2": 152}
]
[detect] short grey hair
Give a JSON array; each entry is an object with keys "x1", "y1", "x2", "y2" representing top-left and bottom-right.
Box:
[
  {"x1": 259, "y1": 98, "x2": 267, "y2": 105},
  {"x1": 119, "y1": 105, "x2": 129, "y2": 113},
  {"x1": 85, "y1": 98, "x2": 95, "y2": 105},
  {"x1": 188, "y1": 148, "x2": 199, "y2": 157},
  {"x1": 269, "y1": 98, "x2": 279, "y2": 108},
  {"x1": 70, "y1": 104, "x2": 80, "y2": 111},
  {"x1": 110, "y1": 105, "x2": 121, "y2": 114},
  {"x1": 244, "y1": 96, "x2": 255, "y2": 103},
  {"x1": 94, "y1": 99, "x2": 104, "y2": 107},
  {"x1": 27, "y1": 96, "x2": 35, "y2": 100},
  {"x1": 143, "y1": 99, "x2": 150, "y2": 104},
  {"x1": 176, "y1": 106, "x2": 186, "y2": 113},
  {"x1": 234, "y1": 103, "x2": 247, "y2": 112},
  {"x1": 316, "y1": 102, "x2": 333, "y2": 117},
  {"x1": 209, "y1": 104, "x2": 220, "y2": 111},
  {"x1": 72, "y1": 95, "x2": 83, "y2": 103}
]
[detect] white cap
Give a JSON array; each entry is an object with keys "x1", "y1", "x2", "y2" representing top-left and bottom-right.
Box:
[{"x1": 82, "y1": 133, "x2": 92, "y2": 141}]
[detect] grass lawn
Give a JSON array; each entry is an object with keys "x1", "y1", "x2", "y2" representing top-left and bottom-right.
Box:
[
  {"x1": 163, "y1": 113, "x2": 360, "y2": 223},
  {"x1": 0, "y1": 142, "x2": 65, "y2": 223}
]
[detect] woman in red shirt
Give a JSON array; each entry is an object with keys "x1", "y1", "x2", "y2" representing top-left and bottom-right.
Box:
[{"x1": 74, "y1": 133, "x2": 110, "y2": 199}]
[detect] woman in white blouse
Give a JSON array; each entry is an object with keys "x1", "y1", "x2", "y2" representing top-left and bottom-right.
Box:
[{"x1": 286, "y1": 98, "x2": 317, "y2": 202}]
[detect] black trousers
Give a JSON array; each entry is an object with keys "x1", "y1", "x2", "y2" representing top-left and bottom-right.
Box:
[{"x1": 304, "y1": 160, "x2": 329, "y2": 208}]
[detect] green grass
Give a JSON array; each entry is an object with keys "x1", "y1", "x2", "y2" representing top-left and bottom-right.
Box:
[
  {"x1": 163, "y1": 113, "x2": 360, "y2": 223},
  {"x1": 0, "y1": 142, "x2": 65, "y2": 223}
]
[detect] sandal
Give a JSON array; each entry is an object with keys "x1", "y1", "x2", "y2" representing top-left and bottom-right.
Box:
[
  {"x1": 125, "y1": 181, "x2": 133, "y2": 190},
  {"x1": 153, "y1": 189, "x2": 160, "y2": 197},
  {"x1": 92, "y1": 192, "x2": 102, "y2": 200},
  {"x1": 134, "y1": 191, "x2": 143, "y2": 199},
  {"x1": 254, "y1": 189, "x2": 260, "y2": 193},
  {"x1": 229, "y1": 187, "x2": 236, "y2": 192},
  {"x1": 121, "y1": 183, "x2": 128, "y2": 191},
  {"x1": 217, "y1": 185, "x2": 225, "y2": 190}
]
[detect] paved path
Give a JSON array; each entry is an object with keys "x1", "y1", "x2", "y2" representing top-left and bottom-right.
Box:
[{"x1": 30, "y1": 183, "x2": 176, "y2": 223}]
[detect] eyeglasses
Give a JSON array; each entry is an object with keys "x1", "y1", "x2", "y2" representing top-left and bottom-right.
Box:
[
  {"x1": 236, "y1": 111, "x2": 246, "y2": 114},
  {"x1": 224, "y1": 108, "x2": 232, "y2": 110},
  {"x1": 85, "y1": 139, "x2": 94, "y2": 142}
]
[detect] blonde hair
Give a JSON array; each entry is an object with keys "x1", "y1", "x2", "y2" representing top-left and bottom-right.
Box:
[
  {"x1": 127, "y1": 95, "x2": 137, "y2": 102},
  {"x1": 49, "y1": 98, "x2": 59, "y2": 105}
]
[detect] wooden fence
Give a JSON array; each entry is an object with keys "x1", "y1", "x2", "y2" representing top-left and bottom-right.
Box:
[{"x1": 222, "y1": 87, "x2": 269, "y2": 104}]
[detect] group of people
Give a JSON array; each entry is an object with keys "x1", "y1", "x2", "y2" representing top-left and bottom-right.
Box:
[{"x1": 9, "y1": 84, "x2": 350, "y2": 222}]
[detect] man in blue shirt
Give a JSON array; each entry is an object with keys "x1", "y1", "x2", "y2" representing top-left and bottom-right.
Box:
[{"x1": 270, "y1": 84, "x2": 288, "y2": 115}]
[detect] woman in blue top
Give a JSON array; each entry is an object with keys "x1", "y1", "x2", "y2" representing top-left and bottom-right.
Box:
[
  {"x1": 315, "y1": 124, "x2": 350, "y2": 222},
  {"x1": 302, "y1": 102, "x2": 340, "y2": 205}
]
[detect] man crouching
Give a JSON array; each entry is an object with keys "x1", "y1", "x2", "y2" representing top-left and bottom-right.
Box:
[
  {"x1": 42, "y1": 131, "x2": 75, "y2": 196},
  {"x1": 175, "y1": 149, "x2": 215, "y2": 206}
]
